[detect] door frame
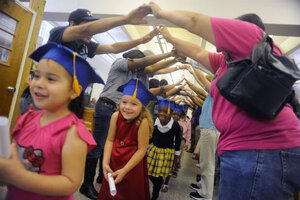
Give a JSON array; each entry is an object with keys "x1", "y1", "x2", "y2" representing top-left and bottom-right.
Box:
[{"x1": 7, "y1": 1, "x2": 36, "y2": 127}]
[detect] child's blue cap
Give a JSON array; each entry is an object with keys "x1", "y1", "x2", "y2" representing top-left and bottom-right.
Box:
[
  {"x1": 117, "y1": 79, "x2": 157, "y2": 106},
  {"x1": 29, "y1": 42, "x2": 105, "y2": 92},
  {"x1": 180, "y1": 103, "x2": 189, "y2": 110},
  {"x1": 173, "y1": 103, "x2": 184, "y2": 114},
  {"x1": 158, "y1": 98, "x2": 175, "y2": 114}
]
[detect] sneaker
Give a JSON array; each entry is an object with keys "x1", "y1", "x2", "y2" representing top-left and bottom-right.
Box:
[
  {"x1": 161, "y1": 184, "x2": 168, "y2": 192},
  {"x1": 189, "y1": 191, "x2": 212, "y2": 200},
  {"x1": 190, "y1": 183, "x2": 200, "y2": 191},
  {"x1": 196, "y1": 174, "x2": 201, "y2": 182},
  {"x1": 172, "y1": 171, "x2": 177, "y2": 178}
]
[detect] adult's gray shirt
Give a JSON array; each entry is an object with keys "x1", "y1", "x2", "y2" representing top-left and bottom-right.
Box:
[{"x1": 100, "y1": 58, "x2": 152, "y2": 104}]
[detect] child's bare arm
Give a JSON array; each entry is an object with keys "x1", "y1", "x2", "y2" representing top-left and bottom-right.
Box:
[
  {"x1": 112, "y1": 118, "x2": 149, "y2": 184},
  {"x1": 0, "y1": 125, "x2": 87, "y2": 196},
  {"x1": 102, "y1": 112, "x2": 118, "y2": 181}
]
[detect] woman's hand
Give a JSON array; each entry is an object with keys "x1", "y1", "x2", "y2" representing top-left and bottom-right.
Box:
[
  {"x1": 141, "y1": 27, "x2": 159, "y2": 43},
  {"x1": 126, "y1": 5, "x2": 151, "y2": 25},
  {"x1": 158, "y1": 24, "x2": 172, "y2": 42},
  {"x1": 111, "y1": 168, "x2": 127, "y2": 184},
  {"x1": 140, "y1": 2, "x2": 163, "y2": 19}
]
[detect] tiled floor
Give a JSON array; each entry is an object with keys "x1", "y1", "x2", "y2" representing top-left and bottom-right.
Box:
[{"x1": 0, "y1": 151, "x2": 218, "y2": 200}]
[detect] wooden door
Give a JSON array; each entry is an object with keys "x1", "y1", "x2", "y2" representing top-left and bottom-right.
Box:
[{"x1": 0, "y1": 1, "x2": 33, "y2": 116}]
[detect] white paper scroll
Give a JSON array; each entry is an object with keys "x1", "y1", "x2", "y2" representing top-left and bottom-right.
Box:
[
  {"x1": 0, "y1": 116, "x2": 11, "y2": 158},
  {"x1": 107, "y1": 172, "x2": 117, "y2": 196}
]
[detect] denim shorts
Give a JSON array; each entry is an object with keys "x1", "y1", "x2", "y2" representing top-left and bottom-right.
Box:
[{"x1": 218, "y1": 147, "x2": 300, "y2": 200}]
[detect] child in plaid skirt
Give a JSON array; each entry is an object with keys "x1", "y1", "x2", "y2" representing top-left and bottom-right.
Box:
[{"x1": 147, "y1": 99, "x2": 182, "y2": 200}]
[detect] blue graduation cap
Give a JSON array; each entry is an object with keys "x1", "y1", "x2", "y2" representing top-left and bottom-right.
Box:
[
  {"x1": 117, "y1": 79, "x2": 157, "y2": 106},
  {"x1": 158, "y1": 98, "x2": 175, "y2": 114},
  {"x1": 180, "y1": 103, "x2": 189, "y2": 110},
  {"x1": 173, "y1": 103, "x2": 184, "y2": 115},
  {"x1": 29, "y1": 42, "x2": 105, "y2": 95}
]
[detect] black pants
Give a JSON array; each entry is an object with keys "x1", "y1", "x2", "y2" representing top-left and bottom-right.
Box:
[{"x1": 149, "y1": 176, "x2": 163, "y2": 200}]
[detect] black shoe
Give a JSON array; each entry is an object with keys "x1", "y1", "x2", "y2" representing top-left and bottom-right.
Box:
[
  {"x1": 188, "y1": 149, "x2": 194, "y2": 153},
  {"x1": 196, "y1": 174, "x2": 201, "y2": 182},
  {"x1": 79, "y1": 184, "x2": 98, "y2": 200},
  {"x1": 190, "y1": 183, "x2": 200, "y2": 191},
  {"x1": 96, "y1": 174, "x2": 103, "y2": 184},
  {"x1": 172, "y1": 171, "x2": 177, "y2": 178},
  {"x1": 189, "y1": 191, "x2": 211, "y2": 200}
]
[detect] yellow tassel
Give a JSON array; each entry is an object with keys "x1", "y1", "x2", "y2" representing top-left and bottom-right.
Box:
[
  {"x1": 73, "y1": 52, "x2": 81, "y2": 96},
  {"x1": 132, "y1": 79, "x2": 138, "y2": 100},
  {"x1": 167, "y1": 100, "x2": 170, "y2": 115}
]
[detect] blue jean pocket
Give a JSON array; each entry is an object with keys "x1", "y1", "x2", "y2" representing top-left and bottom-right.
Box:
[{"x1": 281, "y1": 147, "x2": 300, "y2": 193}]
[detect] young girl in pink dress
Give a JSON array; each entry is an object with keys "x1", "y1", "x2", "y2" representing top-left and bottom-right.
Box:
[
  {"x1": 0, "y1": 42, "x2": 104, "y2": 200},
  {"x1": 98, "y1": 79, "x2": 156, "y2": 200}
]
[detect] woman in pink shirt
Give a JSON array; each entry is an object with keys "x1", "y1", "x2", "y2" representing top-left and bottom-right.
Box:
[{"x1": 139, "y1": 2, "x2": 300, "y2": 200}]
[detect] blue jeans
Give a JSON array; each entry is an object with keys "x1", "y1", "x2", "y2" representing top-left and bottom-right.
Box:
[
  {"x1": 218, "y1": 147, "x2": 300, "y2": 200},
  {"x1": 87, "y1": 100, "x2": 116, "y2": 159}
]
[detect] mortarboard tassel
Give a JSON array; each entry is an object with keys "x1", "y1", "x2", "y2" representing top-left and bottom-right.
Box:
[
  {"x1": 132, "y1": 79, "x2": 138, "y2": 100},
  {"x1": 73, "y1": 52, "x2": 81, "y2": 96},
  {"x1": 167, "y1": 99, "x2": 170, "y2": 115}
]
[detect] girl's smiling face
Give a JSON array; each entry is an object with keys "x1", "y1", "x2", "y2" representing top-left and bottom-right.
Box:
[
  {"x1": 30, "y1": 59, "x2": 77, "y2": 112},
  {"x1": 120, "y1": 95, "x2": 143, "y2": 121}
]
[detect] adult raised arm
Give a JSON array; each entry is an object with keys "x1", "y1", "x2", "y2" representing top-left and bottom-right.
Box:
[
  {"x1": 158, "y1": 24, "x2": 213, "y2": 73},
  {"x1": 62, "y1": 6, "x2": 151, "y2": 43},
  {"x1": 95, "y1": 28, "x2": 159, "y2": 54},
  {"x1": 141, "y1": 2, "x2": 215, "y2": 44}
]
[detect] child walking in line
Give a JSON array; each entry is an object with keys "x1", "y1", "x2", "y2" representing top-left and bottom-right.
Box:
[
  {"x1": 0, "y1": 42, "x2": 104, "y2": 200},
  {"x1": 161, "y1": 103, "x2": 184, "y2": 192},
  {"x1": 98, "y1": 79, "x2": 156, "y2": 200},
  {"x1": 148, "y1": 99, "x2": 182, "y2": 200}
]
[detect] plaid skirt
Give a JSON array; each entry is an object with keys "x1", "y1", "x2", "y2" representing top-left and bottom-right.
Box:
[{"x1": 147, "y1": 144, "x2": 174, "y2": 178}]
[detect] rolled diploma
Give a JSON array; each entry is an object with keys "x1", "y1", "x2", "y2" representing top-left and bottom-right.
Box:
[
  {"x1": 0, "y1": 116, "x2": 11, "y2": 158},
  {"x1": 107, "y1": 172, "x2": 117, "y2": 196}
]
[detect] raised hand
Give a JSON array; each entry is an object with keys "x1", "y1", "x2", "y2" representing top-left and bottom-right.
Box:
[
  {"x1": 126, "y1": 5, "x2": 151, "y2": 25},
  {"x1": 141, "y1": 27, "x2": 159, "y2": 43},
  {"x1": 170, "y1": 47, "x2": 178, "y2": 57},
  {"x1": 182, "y1": 64, "x2": 193, "y2": 73},
  {"x1": 158, "y1": 24, "x2": 172, "y2": 42},
  {"x1": 176, "y1": 56, "x2": 188, "y2": 64},
  {"x1": 176, "y1": 78, "x2": 184, "y2": 85},
  {"x1": 139, "y1": 1, "x2": 163, "y2": 19}
]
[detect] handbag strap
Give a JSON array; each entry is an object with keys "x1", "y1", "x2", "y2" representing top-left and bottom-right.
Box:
[
  {"x1": 261, "y1": 32, "x2": 274, "y2": 53},
  {"x1": 226, "y1": 31, "x2": 273, "y2": 63}
]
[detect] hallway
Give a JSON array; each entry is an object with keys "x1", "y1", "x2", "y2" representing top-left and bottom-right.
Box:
[
  {"x1": 0, "y1": 151, "x2": 218, "y2": 200},
  {"x1": 74, "y1": 150, "x2": 218, "y2": 200}
]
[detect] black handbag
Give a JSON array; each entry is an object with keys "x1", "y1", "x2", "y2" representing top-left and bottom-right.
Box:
[{"x1": 216, "y1": 33, "x2": 300, "y2": 120}]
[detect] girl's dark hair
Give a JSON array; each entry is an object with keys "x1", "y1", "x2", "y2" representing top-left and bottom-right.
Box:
[
  {"x1": 68, "y1": 92, "x2": 85, "y2": 119},
  {"x1": 159, "y1": 79, "x2": 168, "y2": 86},
  {"x1": 236, "y1": 13, "x2": 265, "y2": 31},
  {"x1": 149, "y1": 78, "x2": 160, "y2": 89}
]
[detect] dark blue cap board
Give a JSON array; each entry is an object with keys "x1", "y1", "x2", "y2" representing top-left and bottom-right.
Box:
[
  {"x1": 173, "y1": 103, "x2": 184, "y2": 114},
  {"x1": 180, "y1": 103, "x2": 189, "y2": 110},
  {"x1": 117, "y1": 79, "x2": 157, "y2": 106},
  {"x1": 158, "y1": 99, "x2": 175, "y2": 111},
  {"x1": 29, "y1": 42, "x2": 105, "y2": 92}
]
